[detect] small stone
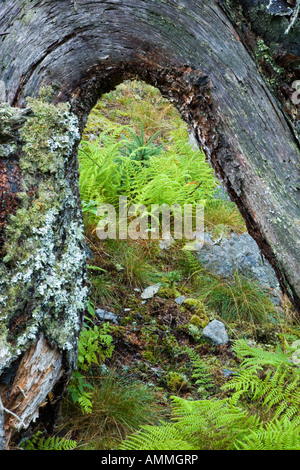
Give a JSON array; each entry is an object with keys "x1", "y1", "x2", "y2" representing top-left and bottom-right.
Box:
[
  {"x1": 175, "y1": 295, "x2": 186, "y2": 305},
  {"x1": 95, "y1": 308, "x2": 119, "y2": 324},
  {"x1": 159, "y1": 231, "x2": 174, "y2": 250},
  {"x1": 202, "y1": 319, "x2": 229, "y2": 345},
  {"x1": 221, "y1": 368, "x2": 235, "y2": 377},
  {"x1": 141, "y1": 284, "x2": 161, "y2": 300}
]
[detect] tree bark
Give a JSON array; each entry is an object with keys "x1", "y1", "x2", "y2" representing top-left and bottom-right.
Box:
[{"x1": 0, "y1": 0, "x2": 299, "y2": 447}]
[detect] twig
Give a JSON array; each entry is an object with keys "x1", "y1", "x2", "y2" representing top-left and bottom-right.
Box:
[
  {"x1": 190, "y1": 181, "x2": 203, "y2": 195},
  {"x1": 16, "y1": 385, "x2": 27, "y2": 399},
  {"x1": 285, "y1": 0, "x2": 300, "y2": 34},
  {"x1": 79, "y1": 146, "x2": 103, "y2": 170},
  {"x1": 0, "y1": 395, "x2": 25, "y2": 427}
]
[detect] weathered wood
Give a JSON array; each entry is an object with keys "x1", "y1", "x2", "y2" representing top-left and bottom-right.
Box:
[
  {"x1": 1, "y1": 334, "x2": 64, "y2": 447},
  {"x1": 0, "y1": 0, "x2": 299, "y2": 446}
]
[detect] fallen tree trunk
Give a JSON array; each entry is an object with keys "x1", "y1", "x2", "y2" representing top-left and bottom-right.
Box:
[{"x1": 0, "y1": 0, "x2": 299, "y2": 447}]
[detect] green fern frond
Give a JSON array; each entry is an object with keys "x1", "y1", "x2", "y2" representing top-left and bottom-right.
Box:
[
  {"x1": 235, "y1": 417, "x2": 300, "y2": 450},
  {"x1": 232, "y1": 339, "x2": 291, "y2": 370},
  {"x1": 223, "y1": 340, "x2": 300, "y2": 421},
  {"x1": 119, "y1": 424, "x2": 196, "y2": 451},
  {"x1": 22, "y1": 431, "x2": 77, "y2": 451},
  {"x1": 120, "y1": 396, "x2": 261, "y2": 451},
  {"x1": 120, "y1": 338, "x2": 300, "y2": 451}
]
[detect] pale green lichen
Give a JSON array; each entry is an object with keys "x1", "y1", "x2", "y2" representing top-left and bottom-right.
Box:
[{"x1": 0, "y1": 97, "x2": 88, "y2": 373}]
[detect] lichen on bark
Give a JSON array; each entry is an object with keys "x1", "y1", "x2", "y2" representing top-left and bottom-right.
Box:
[{"x1": 0, "y1": 96, "x2": 87, "y2": 375}]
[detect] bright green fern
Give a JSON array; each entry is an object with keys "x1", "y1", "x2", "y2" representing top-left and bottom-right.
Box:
[{"x1": 120, "y1": 339, "x2": 300, "y2": 450}]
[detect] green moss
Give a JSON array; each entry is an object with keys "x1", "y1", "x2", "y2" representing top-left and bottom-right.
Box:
[
  {"x1": 182, "y1": 298, "x2": 210, "y2": 325},
  {"x1": 167, "y1": 371, "x2": 188, "y2": 392},
  {"x1": 158, "y1": 286, "x2": 180, "y2": 299},
  {"x1": 142, "y1": 351, "x2": 156, "y2": 364},
  {"x1": 183, "y1": 298, "x2": 198, "y2": 309},
  {"x1": 189, "y1": 314, "x2": 209, "y2": 329}
]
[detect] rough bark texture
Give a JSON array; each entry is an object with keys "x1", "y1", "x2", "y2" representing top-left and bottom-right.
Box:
[{"x1": 0, "y1": 0, "x2": 299, "y2": 447}]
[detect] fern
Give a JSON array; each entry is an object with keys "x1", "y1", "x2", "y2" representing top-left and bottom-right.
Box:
[
  {"x1": 223, "y1": 340, "x2": 300, "y2": 421},
  {"x1": 78, "y1": 124, "x2": 216, "y2": 220},
  {"x1": 235, "y1": 418, "x2": 300, "y2": 450},
  {"x1": 22, "y1": 431, "x2": 77, "y2": 450},
  {"x1": 120, "y1": 393, "x2": 300, "y2": 451},
  {"x1": 77, "y1": 322, "x2": 115, "y2": 371},
  {"x1": 118, "y1": 123, "x2": 163, "y2": 163},
  {"x1": 120, "y1": 424, "x2": 196, "y2": 451},
  {"x1": 69, "y1": 303, "x2": 115, "y2": 414},
  {"x1": 232, "y1": 339, "x2": 292, "y2": 370},
  {"x1": 68, "y1": 370, "x2": 94, "y2": 414},
  {"x1": 120, "y1": 339, "x2": 300, "y2": 450},
  {"x1": 182, "y1": 346, "x2": 214, "y2": 395},
  {"x1": 120, "y1": 396, "x2": 260, "y2": 450}
]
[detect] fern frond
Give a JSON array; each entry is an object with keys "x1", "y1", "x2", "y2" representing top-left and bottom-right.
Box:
[
  {"x1": 235, "y1": 417, "x2": 300, "y2": 450},
  {"x1": 22, "y1": 431, "x2": 77, "y2": 451},
  {"x1": 37, "y1": 435, "x2": 77, "y2": 451},
  {"x1": 223, "y1": 340, "x2": 300, "y2": 420},
  {"x1": 232, "y1": 339, "x2": 291, "y2": 370},
  {"x1": 119, "y1": 424, "x2": 196, "y2": 450}
]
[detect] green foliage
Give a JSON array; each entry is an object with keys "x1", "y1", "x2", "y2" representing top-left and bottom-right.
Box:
[
  {"x1": 78, "y1": 83, "x2": 217, "y2": 235},
  {"x1": 61, "y1": 374, "x2": 164, "y2": 450},
  {"x1": 21, "y1": 431, "x2": 77, "y2": 451},
  {"x1": 184, "y1": 347, "x2": 214, "y2": 396},
  {"x1": 77, "y1": 322, "x2": 114, "y2": 371},
  {"x1": 120, "y1": 397, "x2": 259, "y2": 450},
  {"x1": 107, "y1": 240, "x2": 160, "y2": 288},
  {"x1": 68, "y1": 370, "x2": 94, "y2": 414},
  {"x1": 118, "y1": 124, "x2": 163, "y2": 163},
  {"x1": 223, "y1": 340, "x2": 300, "y2": 422},
  {"x1": 78, "y1": 126, "x2": 127, "y2": 208},
  {"x1": 120, "y1": 339, "x2": 300, "y2": 450},
  {"x1": 235, "y1": 418, "x2": 300, "y2": 450},
  {"x1": 79, "y1": 126, "x2": 216, "y2": 213},
  {"x1": 195, "y1": 269, "x2": 276, "y2": 324},
  {"x1": 204, "y1": 198, "x2": 247, "y2": 236},
  {"x1": 81, "y1": 199, "x2": 102, "y2": 216},
  {"x1": 69, "y1": 300, "x2": 115, "y2": 413}
]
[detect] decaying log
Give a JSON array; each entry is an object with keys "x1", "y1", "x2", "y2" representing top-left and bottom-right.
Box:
[
  {"x1": 0, "y1": 0, "x2": 299, "y2": 446},
  {"x1": 1, "y1": 334, "x2": 64, "y2": 446}
]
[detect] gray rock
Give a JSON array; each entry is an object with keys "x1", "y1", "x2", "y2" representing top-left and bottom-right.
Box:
[
  {"x1": 202, "y1": 319, "x2": 229, "y2": 345},
  {"x1": 221, "y1": 368, "x2": 235, "y2": 377},
  {"x1": 197, "y1": 232, "x2": 282, "y2": 305},
  {"x1": 141, "y1": 284, "x2": 161, "y2": 300},
  {"x1": 159, "y1": 231, "x2": 174, "y2": 250},
  {"x1": 95, "y1": 308, "x2": 119, "y2": 324},
  {"x1": 212, "y1": 184, "x2": 231, "y2": 202},
  {"x1": 175, "y1": 295, "x2": 186, "y2": 305}
]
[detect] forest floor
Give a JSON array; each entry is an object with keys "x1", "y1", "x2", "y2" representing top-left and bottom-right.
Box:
[{"x1": 26, "y1": 81, "x2": 300, "y2": 451}]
